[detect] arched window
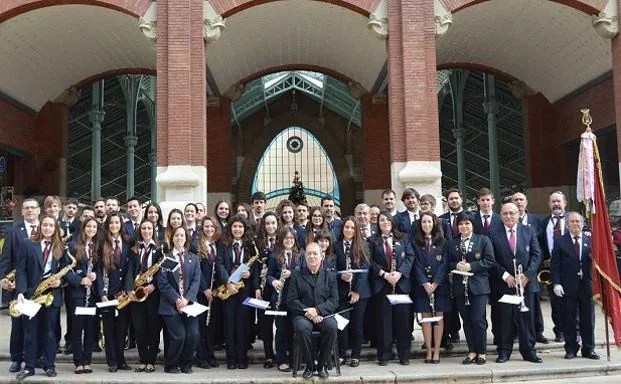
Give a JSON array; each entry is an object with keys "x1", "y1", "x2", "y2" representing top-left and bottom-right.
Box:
[{"x1": 252, "y1": 127, "x2": 340, "y2": 210}]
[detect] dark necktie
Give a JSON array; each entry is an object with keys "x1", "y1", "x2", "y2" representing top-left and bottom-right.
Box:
[
  {"x1": 553, "y1": 215, "x2": 562, "y2": 238},
  {"x1": 233, "y1": 242, "x2": 241, "y2": 265},
  {"x1": 30, "y1": 225, "x2": 37, "y2": 239},
  {"x1": 452, "y1": 213, "x2": 459, "y2": 236},
  {"x1": 140, "y1": 244, "x2": 149, "y2": 272},
  {"x1": 574, "y1": 236, "x2": 581, "y2": 260},
  {"x1": 134, "y1": 222, "x2": 139, "y2": 233},
  {"x1": 114, "y1": 239, "x2": 121, "y2": 265},
  {"x1": 287, "y1": 251, "x2": 293, "y2": 270},
  {"x1": 460, "y1": 238, "x2": 468, "y2": 259},
  {"x1": 383, "y1": 236, "x2": 393, "y2": 267},
  {"x1": 426, "y1": 236, "x2": 433, "y2": 253},
  {"x1": 483, "y1": 215, "x2": 490, "y2": 234},
  {"x1": 178, "y1": 251, "x2": 184, "y2": 286},
  {"x1": 42, "y1": 240, "x2": 51, "y2": 267},
  {"x1": 209, "y1": 242, "x2": 216, "y2": 263},
  {"x1": 269, "y1": 237, "x2": 275, "y2": 252},
  {"x1": 87, "y1": 242, "x2": 93, "y2": 260},
  {"x1": 519, "y1": 215, "x2": 525, "y2": 224}
]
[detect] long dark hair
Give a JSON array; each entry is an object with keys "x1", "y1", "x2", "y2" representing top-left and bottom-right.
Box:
[
  {"x1": 75, "y1": 217, "x2": 100, "y2": 264},
  {"x1": 274, "y1": 226, "x2": 301, "y2": 265},
  {"x1": 102, "y1": 212, "x2": 132, "y2": 272},
  {"x1": 314, "y1": 228, "x2": 334, "y2": 261},
  {"x1": 165, "y1": 208, "x2": 186, "y2": 249},
  {"x1": 340, "y1": 216, "x2": 369, "y2": 266},
  {"x1": 222, "y1": 214, "x2": 253, "y2": 247},
  {"x1": 305, "y1": 206, "x2": 327, "y2": 245},
  {"x1": 375, "y1": 210, "x2": 406, "y2": 243},
  {"x1": 33, "y1": 215, "x2": 64, "y2": 260},
  {"x1": 197, "y1": 216, "x2": 222, "y2": 259},
  {"x1": 214, "y1": 199, "x2": 231, "y2": 225},
  {"x1": 132, "y1": 219, "x2": 157, "y2": 254},
  {"x1": 257, "y1": 211, "x2": 280, "y2": 250},
  {"x1": 413, "y1": 211, "x2": 445, "y2": 248},
  {"x1": 144, "y1": 202, "x2": 164, "y2": 229}
]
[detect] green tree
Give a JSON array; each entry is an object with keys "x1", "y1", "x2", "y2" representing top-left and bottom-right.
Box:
[{"x1": 288, "y1": 171, "x2": 307, "y2": 205}]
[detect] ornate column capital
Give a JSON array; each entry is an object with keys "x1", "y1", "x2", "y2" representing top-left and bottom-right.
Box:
[
  {"x1": 348, "y1": 81, "x2": 367, "y2": 99},
  {"x1": 139, "y1": 1, "x2": 157, "y2": 41},
  {"x1": 54, "y1": 86, "x2": 81, "y2": 107},
  {"x1": 367, "y1": 0, "x2": 388, "y2": 40},
  {"x1": 593, "y1": 12, "x2": 618, "y2": 39},
  {"x1": 204, "y1": 0, "x2": 226, "y2": 44},
  {"x1": 224, "y1": 83, "x2": 245, "y2": 101},
  {"x1": 125, "y1": 135, "x2": 138, "y2": 148},
  {"x1": 434, "y1": 13, "x2": 453, "y2": 39}
]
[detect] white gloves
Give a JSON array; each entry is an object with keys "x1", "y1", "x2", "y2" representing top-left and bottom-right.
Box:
[{"x1": 553, "y1": 284, "x2": 565, "y2": 297}]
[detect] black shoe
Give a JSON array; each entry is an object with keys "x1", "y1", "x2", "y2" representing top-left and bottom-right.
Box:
[
  {"x1": 9, "y1": 362, "x2": 21, "y2": 373},
  {"x1": 444, "y1": 342, "x2": 454, "y2": 351},
  {"x1": 524, "y1": 354, "x2": 543, "y2": 363},
  {"x1": 181, "y1": 367, "x2": 193, "y2": 374},
  {"x1": 16, "y1": 370, "x2": 34, "y2": 380},
  {"x1": 462, "y1": 356, "x2": 475, "y2": 365},
  {"x1": 45, "y1": 369, "x2": 57, "y2": 377},
  {"x1": 263, "y1": 359, "x2": 274, "y2": 369},
  {"x1": 164, "y1": 367, "x2": 180, "y2": 374},
  {"x1": 134, "y1": 365, "x2": 146, "y2": 373},
  {"x1": 64, "y1": 347, "x2": 72, "y2": 355},
  {"x1": 318, "y1": 366, "x2": 329, "y2": 379},
  {"x1": 432, "y1": 359, "x2": 440, "y2": 364},
  {"x1": 450, "y1": 335, "x2": 460, "y2": 343},
  {"x1": 421, "y1": 343, "x2": 426, "y2": 349},
  {"x1": 108, "y1": 366, "x2": 118, "y2": 373},
  {"x1": 35, "y1": 358, "x2": 43, "y2": 369},
  {"x1": 565, "y1": 352, "x2": 576, "y2": 359},
  {"x1": 350, "y1": 358, "x2": 360, "y2": 367},
  {"x1": 238, "y1": 363, "x2": 248, "y2": 369},
  {"x1": 227, "y1": 363, "x2": 237, "y2": 370},
  {"x1": 214, "y1": 344, "x2": 225, "y2": 351},
  {"x1": 302, "y1": 366, "x2": 314, "y2": 379},
  {"x1": 475, "y1": 357, "x2": 486, "y2": 365},
  {"x1": 536, "y1": 334, "x2": 549, "y2": 344},
  {"x1": 582, "y1": 351, "x2": 600, "y2": 360},
  {"x1": 56, "y1": 346, "x2": 62, "y2": 354},
  {"x1": 378, "y1": 360, "x2": 388, "y2": 366},
  {"x1": 209, "y1": 359, "x2": 219, "y2": 368},
  {"x1": 424, "y1": 358, "x2": 433, "y2": 364},
  {"x1": 93, "y1": 345, "x2": 102, "y2": 353},
  {"x1": 197, "y1": 361, "x2": 211, "y2": 369},
  {"x1": 554, "y1": 334, "x2": 564, "y2": 343},
  {"x1": 496, "y1": 355, "x2": 509, "y2": 363},
  {"x1": 399, "y1": 359, "x2": 410, "y2": 366},
  {"x1": 117, "y1": 363, "x2": 132, "y2": 371}
]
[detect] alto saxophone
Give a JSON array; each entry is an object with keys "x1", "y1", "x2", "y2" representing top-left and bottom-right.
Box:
[
  {"x1": 133, "y1": 251, "x2": 165, "y2": 302},
  {"x1": 3, "y1": 269, "x2": 16, "y2": 291},
  {"x1": 10, "y1": 247, "x2": 77, "y2": 317},
  {"x1": 215, "y1": 242, "x2": 261, "y2": 300}
]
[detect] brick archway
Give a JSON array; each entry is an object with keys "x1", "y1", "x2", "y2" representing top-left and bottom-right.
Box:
[
  {"x1": 0, "y1": 0, "x2": 152, "y2": 23},
  {"x1": 441, "y1": 0, "x2": 606, "y2": 14},
  {"x1": 238, "y1": 64, "x2": 356, "y2": 87},
  {"x1": 212, "y1": 0, "x2": 382, "y2": 17}
]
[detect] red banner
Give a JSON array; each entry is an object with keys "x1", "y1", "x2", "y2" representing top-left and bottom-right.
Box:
[{"x1": 591, "y1": 148, "x2": 621, "y2": 347}]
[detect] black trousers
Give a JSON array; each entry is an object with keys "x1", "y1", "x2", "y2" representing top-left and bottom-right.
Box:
[
  {"x1": 162, "y1": 314, "x2": 199, "y2": 370},
  {"x1": 101, "y1": 306, "x2": 129, "y2": 368},
  {"x1": 71, "y1": 298, "x2": 95, "y2": 366},
  {"x1": 375, "y1": 292, "x2": 411, "y2": 361},
  {"x1": 63, "y1": 287, "x2": 73, "y2": 345},
  {"x1": 561, "y1": 288, "x2": 595, "y2": 355},
  {"x1": 131, "y1": 293, "x2": 162, "y2": 365},
  {"x1": 24, "y1": 306, "x2": 59, "y2": 372},
  {"x1": 337, "y1": 298, "x2": 368, "y2": 359},
  {"x1": 456, "y1": 293, "x2": 487, "y2": 355},
  {"x1": 546, "y1": 284, "x2": 564, "y2": 337},
  {"x1": 445, "y1": 295, "x2": 462, "y2": 341},
  {"x1": 294, "y1": 316, "x2": 337, "y2": 368},
  {"x1": 497, "y1": 292, "x2": 536, "y2": 358},
  {"x1": 275, "y1": 311, "x2": 293, "y2": 364},
  {"x1": 258, "y1": 308, "x2": 275, "y2": 361},
  {"x1": 533, "y1": 290, "x2": 545, "y2": 335},
  {"x1": 10, "y1": 315, "x2": 24, "y2": 363},
  {"x1": 196, "y1": 296, "x2": 217, "y2": 364},
  {"x1": 223, "y1": 292, "x2": 250, "y2": 365}
]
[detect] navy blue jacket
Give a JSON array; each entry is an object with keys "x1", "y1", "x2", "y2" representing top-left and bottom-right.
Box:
[
  {"x1": 157, "y1": 251, "x2": 201, "y2": 316},
  {"x1": 368, "y1": 234, "x2": 414, "y2": 294},
  {"x1": 216, "y1": 242, "x2": 261, "y2": 291},
  {"x1": 439, "y1": 211, "x2": 475, "y2": 240},
  {"x1": 394, "y1": 210, "x2": 418, "y2": 238},
  {"x1": 59, "y1": 218, "x2": 81, "y2": 243},
  {"x1": 326, "y1": 218, "x2": 342, "y2": 241},
  {"x1": 266, "y1": 250, "x2": 305, "y2": 308},
  {"x1": 0, "y1": 222, "x2": 29, "y2": 278},
  {"x1": 490, "y1": 224, "x2": 542, "y2": 294},
  {"x1": 95, "y1": 239, "x2": 132, "y2": 298},
  {"x1": 124, "y1": 243, "x2": 164, "y2": 292},
  {"x1": 334, "y1": 240, "x2": 372, "y2": 299},
  {"x1": 124, "y1": 220, "x2": 141, "y2": 242},
  {"x1": 551, "y1": 232, "x2": 592, "y2": 297},
  {"x1": 16, "y1": 239, "x2": 68, "y2": 307},
  {"x1": 447, "y1": 234, "x2": 495, "y2": 296},
  {"x1": 472, "y1": 211, "x2": 503, "y2": 237},
  {"x1": 412, "y1": 240, "x2": 449, "y2": 298},
  {"x1": 197, "y1": 241, "x2": 224, "y2": 294},
  {"x1": 65, "y1": 245, "x2": 98, "y2": 301}
]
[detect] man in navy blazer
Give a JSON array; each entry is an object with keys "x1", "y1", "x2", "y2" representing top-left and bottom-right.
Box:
[
  {"x1": 321, "y1": 195, "x2": 342, "y2": 240},
  {"x1": 0, "y1": 198, "x2": 40, "y2": 373},
  {"x1": 550, "y1": 212, "x2": 599, "y2": 360},
  {"x1": 394, "y1": 188, "x2": 421, "y2": 237},
  {"x1": 124, "y1": 197, "x2": 142, "y2": 241},
  {"x1": 490, "y1": 203, "x2": 542, "y2": 363},
  {"x1": 472, "y1": 188, "x2": 503, "y2": 237}
]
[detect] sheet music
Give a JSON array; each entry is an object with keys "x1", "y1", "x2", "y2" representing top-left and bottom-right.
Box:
[
  {"x1": 242, "y1": 297, "x2": 270, "y2": 310},
  {"x1": 386, "y1": 294, "x2": 413, "y2": 305},
  {"x1": 74, "y1": 306, "x2": 97, "y2": 316},
  {"x1": 96, "y1": 299, "x2": 119, "y2": 308},
  {"x1": 420, "y1": 316, "x2": 444, "y2": 323},
  {"x1": 229, "y1": 264, "x2": 249, "y2": 284},
  {"x1": 451, "y1": 269, "x2": 474, "y2": 277},
  {"x1": 499, "y1": 294, "x2": 524, "y2": 305},
  {"x1": 334, "y1": 313, "x2": 349, "y2": 330},
  {"x1": 15, "y1": 299, "x2": 41, "y2": 319},
  {"x1": 264, "y1": 310, "x2": 288, "y2": 316},
  {"x1": 180, "y1": 302, "x2": 209, "y2": 317}
]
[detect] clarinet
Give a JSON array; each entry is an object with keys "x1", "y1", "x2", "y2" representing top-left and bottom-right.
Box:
[
  {"x1": 275, "y1": 261, "x2": 288, "y2": 310},
  {"x1": 84, "y1": 248, "x2": 93, "y2": 307},
  {"x1": 206, "y1": 247, "x2": 216, "y2": 326},
  {"x1": 460, "y1": 239, "x2": 471, "y2": 306},
  {"x1": 178, "y1": 251, "x2": 185, "y2": 299},
  {"x1": 391, "y1": 241, "x2": 399, "y2": 294},
  {"x1": 345, "y1": 245, "x2": 352, "y2": 294},
  {"x1": 425, "y1": 265, "x2": 438, "y2": 326}
]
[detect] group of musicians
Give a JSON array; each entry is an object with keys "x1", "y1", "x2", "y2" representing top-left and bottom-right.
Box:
[{"x1": 0, "y1": 187, "x2": 600, "y2": 380}]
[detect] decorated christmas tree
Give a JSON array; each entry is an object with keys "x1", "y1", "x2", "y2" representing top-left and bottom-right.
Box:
[{"x1": 288, "y1": 171, "x2": 307, "y2": 205}]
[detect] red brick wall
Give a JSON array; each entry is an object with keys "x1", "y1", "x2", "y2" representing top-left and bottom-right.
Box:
[
  {"x1": 0, "y1": 0, "x2": 152, "y2": 22},
  {"x1": 613, "y1": 32, "x2": 621, "y2": 175},
  {"x1": 207, "y1": 99, "x2": 231, "y2": 192},
  {"x1": 442, "y1": 0, "x2": 605, "y2": 14},
  {"x1": 0, "y1": 99, "x2": 36, "y2": 154},
  {"x1": 361, "y1": 95, "x2": 390, "y2": 190},
  {"x1": 210, "y1": 0, "x2": 381, "y2": 17}
]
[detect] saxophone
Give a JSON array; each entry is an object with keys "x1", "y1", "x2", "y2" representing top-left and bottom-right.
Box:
[
  {"x1": 3, "y1": 269, "x2": 16, "y2": 291},
  {"x1": 215, "y1": 242, "x2": 261, "y2": 300},
  {"x1": 274, "y1": 260, "x2": 288, "y2": 310},
  {"x1": 10, "y1": 247, "x2": 77, "y2": 317}
]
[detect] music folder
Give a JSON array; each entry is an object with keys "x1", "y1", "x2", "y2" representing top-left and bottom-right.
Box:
[
  {"x1": 74, "y1": 306, "x2": 97, "y2": 316},
  {"x1": 499, "y1": 294, "x2": 523, "y2": 305},
  {"x1": 180, "y1": 302, "x2": 209, "y2": 317},
  {"x1": 15, "y1": 299, "x2": 41, "y2": 319},
  {"x1": 451, "y1": 269, "x2": 474, "y2": 277},
  {"x1": 420, "y1": 316, "x2": 444, "y2": 323},
  {"x1": 386, "y1": 294, "x2": 413, "y2": 305}
]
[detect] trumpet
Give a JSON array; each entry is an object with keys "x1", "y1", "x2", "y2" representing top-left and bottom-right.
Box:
[
  {"x1": 514, "y1": 258, "x2": 529, "y2": 313},
  {"x1": 537, "y1": 259, "x2": 552, "y2": 286}
]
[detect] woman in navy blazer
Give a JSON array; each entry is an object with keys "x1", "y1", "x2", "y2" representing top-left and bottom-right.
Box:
[
  {"x1": 214, "y1": 200, "x2": 231, "y2": 233},
  {"x1": 335, "y1": 216, "x2": 372, "y2": 367},
  {"x1": 15, "y1": 215, "x2": 68, "y2": 380},
  {"x1": 194, "y1": 216, "x2": 224, "y2": 369},
  {"x1": 448, "y1": 213, "x2": 495, "y2": 365},
  {"x1": 300, "y1": 206, "x2": 330, "y2": 249},
  {"x1": 95, "y1": 212, "x2": 134, "y2": 372},
  {"x1": 369, "y1": 211, "x2": 414, "y2": 365},
  {"x1": 412, "y1": 212, "x2": 450, "y2": 364},
  {"x1": 65, "y1": 217, "x2": 100, "y2": 374},
  {"x1": 315, "y1": 229, "x2": 336, "y2": 272},
  {"x1": 216, "y1": 215, "x2": 261, "y2": 369},
  {"x1": 125, "y1": 219, "x2": 164, "y2": 373},
  {"x1": 144, "y1": 202, "x2": 165, "y2": 244},
  {"x1": 267, "y1": 226, "x2": 304, "y2": 372}
]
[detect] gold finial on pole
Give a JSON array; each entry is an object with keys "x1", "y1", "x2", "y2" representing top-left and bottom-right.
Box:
[{"x1": 581, "y1": 108, "x2": 592, "y2": 132}]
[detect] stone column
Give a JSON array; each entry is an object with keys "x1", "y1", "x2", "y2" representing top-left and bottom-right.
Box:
[
  {"x1": 155, "y1": 0, "x2": 207, "y2": 217},
  {"x1": 387, "y1": 0, "x2": 442, "y2": 209},
  {"x1": 90, "y1": 81, "x2": 105, "y2": 200}
]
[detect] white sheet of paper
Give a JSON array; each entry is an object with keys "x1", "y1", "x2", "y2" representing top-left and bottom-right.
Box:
[
  {"x1": 74, "y1": 306, "x2": 97, "y2": 316},
  {"x1": 242, "y1": 297, "x2": 270, "y2": 310},
  {"x1": 419, "y1": 316, "x2": 444, "y2": 323},
  {"x1": 264, "y1": 310, "x2": 288, "y2": 316},
  {"x1": 180, "y1": 302, "x2": 209, "y2": 317},
  {"x1": 336, "y1": 269, "x2": 369, "y2": 275},
  {"x1": 15, "y1": 299, "x2": 41, "y2": 319},
  {"x1": 499, "y1": 294, "x2": 524, "y2": 305},
  {"x1": 386, "y1": 294, "x2": 413, "y2": 305},
  {"x1": 451, "y1": 269, "x2": 474, "y2": 277},
  {"x1": 96, "y1": 299, "x2": 119, "y2": 308},
  {"x1": 229, "y1": 264, "x2": 250, "y2": 284},
  {"x1": 334, "y1": 313, "x2": 350, "y2": 330}
]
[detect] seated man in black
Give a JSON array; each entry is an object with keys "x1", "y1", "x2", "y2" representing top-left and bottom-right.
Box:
[{"x1": 287, "y1": 242, "x2": 339, "y2": 379}]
